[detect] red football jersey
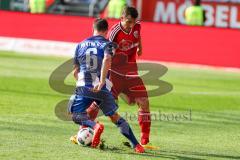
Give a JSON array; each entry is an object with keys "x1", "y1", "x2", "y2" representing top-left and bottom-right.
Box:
[{"x1": 108, "y1": 21, "x2": 141, "y2": 75}]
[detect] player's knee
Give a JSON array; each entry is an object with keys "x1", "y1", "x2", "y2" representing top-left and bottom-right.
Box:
[
  {"x1": 109, "y1": 113, "x2": 121, "y2": 123},
  {"x1": 72, "y1": 112, "x2": 89, "y2": 125},
  {"x1": 136, "y1": 97, "x2": 150, "y2": 112}
]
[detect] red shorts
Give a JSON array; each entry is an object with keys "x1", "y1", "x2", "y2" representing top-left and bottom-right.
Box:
[{"x1": 110, "y1": 71, "x2": 148, "y2": 104}]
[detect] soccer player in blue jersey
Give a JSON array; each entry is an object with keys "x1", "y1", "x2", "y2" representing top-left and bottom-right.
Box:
[{"x1": 68, "y1": 18, "x2": 144, "y2": 153}]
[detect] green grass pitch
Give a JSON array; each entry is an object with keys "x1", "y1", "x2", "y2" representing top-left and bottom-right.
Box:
[{"x1": 0, "y1": 51, "x2": 240, "y2": 160}]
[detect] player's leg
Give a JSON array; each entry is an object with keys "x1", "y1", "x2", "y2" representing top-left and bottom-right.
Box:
[
  {"x1": 68, "y1": 93, "x2": 104, "y2": 148},
  {"x1": 136, "y1": 97, "x2": 151, "y2": 145},
  {"x1": 86, "y1": 101, "x2": 100, "y2": 121},
  {"x1": 125, "y1": 77, "x2": 151, "y2": 145},
  {"x1": 68, "y1": 95, "x2": 97, "y2": 128},
  {"x1": 96, "y1": 89, "x2": 144, "y2": 153},
  {"x1": 109, "y1": 113, "x2": 145, "y2": 153},
  {"x1": 72, "y1": 112, "x2": 104, "y2": 148},
  {"x1": 69, "y1": 96, "x2": 92, "y2": 144}
]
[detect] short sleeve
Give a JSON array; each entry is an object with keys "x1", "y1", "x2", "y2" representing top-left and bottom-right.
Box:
[
  {"x1": 136, "y1": 20, "x2": 141, "y2": 38},
  {"x1": 104, "y1": 42, "x2": 117, "y2": 56},
  {"x1": 107, "y1": 24, "x2": 120, "y2": 42}
]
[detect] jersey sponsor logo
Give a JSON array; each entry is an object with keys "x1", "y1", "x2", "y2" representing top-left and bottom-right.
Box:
[{"x1": 119, "y1": 39, "x2": 139, "y2": 51}]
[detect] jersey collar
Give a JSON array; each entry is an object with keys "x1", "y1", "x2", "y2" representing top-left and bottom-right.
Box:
[{"x1": 119, "y1": 22, "x2": 133, "y2": 35}]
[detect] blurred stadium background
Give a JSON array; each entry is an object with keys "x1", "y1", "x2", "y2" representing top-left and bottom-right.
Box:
[{"x1": 0, "y1": 0, "x2": 240, "y2": 160}]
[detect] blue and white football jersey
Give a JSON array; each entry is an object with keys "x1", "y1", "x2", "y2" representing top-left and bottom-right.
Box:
[{"x1": 74, "y1": 35, "x2": 114, "y2": 91}]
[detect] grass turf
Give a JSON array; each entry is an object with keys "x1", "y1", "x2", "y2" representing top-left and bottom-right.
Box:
[{"x1": 0, "y1": 51, "x2": 240, "y2": 160}]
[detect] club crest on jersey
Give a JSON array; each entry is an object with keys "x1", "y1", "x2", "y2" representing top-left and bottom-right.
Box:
[
  {"x1": 133, "y1": 31, "x2": 139, "y2": 38},
  {"x1": 119, "y1": 39, "x2": 133, "y2": 51}
]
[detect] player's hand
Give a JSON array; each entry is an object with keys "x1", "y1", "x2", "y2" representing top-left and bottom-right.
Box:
[
  {"x1": 92, "y1": 82, "x2": 105, "y2": 92},
  {"x1": 92, "y1": 85, "x2": 100, "y2": 92},
  {"x1": 137, "y1": 47, "x2": 142, "y2": 56}
]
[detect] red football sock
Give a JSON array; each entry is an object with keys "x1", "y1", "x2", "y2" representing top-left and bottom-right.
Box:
[
  {"x1": 138, "y1": 111, "x2": 151, "y2": 144},
  {"x1": 87, "y1": 102, "x2": 100, "y2": 121}
]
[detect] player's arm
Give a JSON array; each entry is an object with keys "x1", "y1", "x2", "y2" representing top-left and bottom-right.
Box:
[
  {"x1": 137, "y1": 37, "x2": 143, "y2": 56},
  {"x1": 136, "y1": 22, "x2": 143, "y2": 56},
  {"x1": 99, "y1": 54, "x2": 112, "y2": 88},
  {"x1": 93, "y1": 43, "x2": 115, "y2": 92},
  {"x1": 73, "y1": 45, "x2": 80, "y2": 80},
  {"x1": 93, "y1": 54, "x2": 112, "y2": 92},
  {"x1": 73, "y1": 64, "x2": 80, "y2": 80}
]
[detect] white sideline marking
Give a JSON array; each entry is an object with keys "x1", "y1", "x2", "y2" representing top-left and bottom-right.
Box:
[
  {"x1": 0, "y1": 36, "x2": 76, "y2": 57},
  {"x1": 0, "y1": 36, "x2": 239, "y2": 73}
]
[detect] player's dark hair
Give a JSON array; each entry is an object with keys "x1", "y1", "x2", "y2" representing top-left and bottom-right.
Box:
[
  {"x1": 194, "y1": 0, "x2": 201, "y2": 6},
  {"x1": 93, "y1": 18, "x2": 108, "y2": 32},
  {"x1": 122, "y1": 6, "x2": 138, "y2": 19}
]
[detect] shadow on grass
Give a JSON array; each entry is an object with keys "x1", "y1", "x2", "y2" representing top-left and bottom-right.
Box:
[
  {"x1": 100, "y1": 145, "x2": 240, "y2": 160},
  {"x1": 2, "y1": 120, "x2": 239, "y2": 160},
  {"x1": 99, "y1": 145, "x2": 205, "y2": 160},
  {"x1": 160, "y1": 150, "x2": 240, "y2": 160}
]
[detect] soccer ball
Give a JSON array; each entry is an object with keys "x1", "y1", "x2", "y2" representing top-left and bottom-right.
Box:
[{"x1": 77, "y1": 127, "x2": 94, "y2": 146}]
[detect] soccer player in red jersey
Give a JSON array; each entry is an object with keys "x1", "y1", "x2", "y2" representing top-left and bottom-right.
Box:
[
  {"x1": 108, "y1": 6, "x2": 151, "y2": 145},
  {"x1": 86, "y1": 7, "x2": 151, "y2": 146}
]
